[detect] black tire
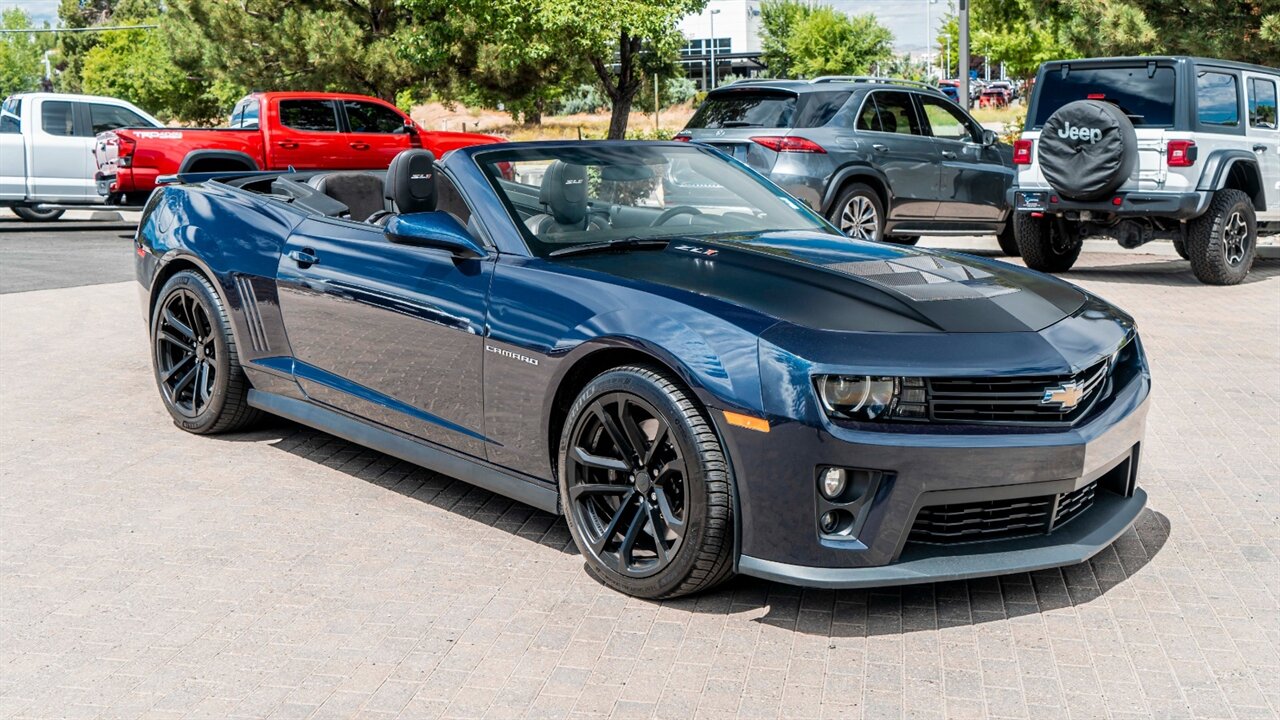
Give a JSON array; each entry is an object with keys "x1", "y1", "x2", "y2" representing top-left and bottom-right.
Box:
[
  {"x1": 1185, "y1": 189, "x2": 1256, "y2": 286},
  {"x1": 1038, "y1": 100, "x2": 1138, "y2": 201},
  {"x1": 558, "y1": 365, "x2": 735, "y2": 599},
  {"x1": 13, "y1": 206, "x2": 65, "y2": 222},
  {"x1": 1172, "y1": 236, "x2": 1190, "y2": 261},
  {"x1": 1014, "y1": 213, "x2": 1082, "y2": 273},
  {"x1": 996, "y1": 222, "x2": 1021, "y2": 257},
  {"x1": 828, "y1": 183, "x2": 884, "y2": 241},
  {"x1": 150, "y1": 270, "x2": 260, "y2": 434},
  {"x1": 884, "y1": 235, "x2": 919, "y2": 246}
]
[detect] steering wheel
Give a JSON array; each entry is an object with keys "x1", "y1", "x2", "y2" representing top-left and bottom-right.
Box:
[{"x1": 649, "y1": 206, "x2": 702, "y2": 227}]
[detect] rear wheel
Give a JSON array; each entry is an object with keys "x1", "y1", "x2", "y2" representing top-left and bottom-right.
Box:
[
  {"x1": 829, "y1": 183, "x2": 883, "y2": 241},
  {"x1": 1015, "y1": 213, "x2": 1082, "y2": 273},
  {"x1": 996, "y1": 222, "x2": 1020, "y2": 257},
  {"x1": 558, "y1": 365, "x2": 734, "y2": 599},
  {"x1": 1186, "y1": 189, "x2": 1256, "y2": 286},
  {"x1": 13, "y1": 206, "x2": 64, "y2": 222},
  {"x1": 151, "y1": 270, "x2": 260, "y2": 434},
  {"x1": 1172, "y1": 236, "x2": 1191, "y2": 261}
]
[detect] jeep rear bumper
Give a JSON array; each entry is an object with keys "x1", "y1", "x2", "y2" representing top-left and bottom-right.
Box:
[{"x1": 1009, "y1": 189, "x2": 1213, "y2": 220}]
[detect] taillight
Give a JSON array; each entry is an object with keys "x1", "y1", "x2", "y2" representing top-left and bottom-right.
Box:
[
  {"x1": 1167, "y1": 140, "x2": 1196, "y2": 167},
  {"x1": 750, "y1": 136, "x2": 826, "y2": 153},
  {"x1": 117, "y1": 135, "x2": 134, "y2": 167},
  {"x1": 1013, "y1": 139, "x2": 1033, "y2": 165},
  {"x1": 672, "y1": 134, "x2": 692, "y2": 142}
]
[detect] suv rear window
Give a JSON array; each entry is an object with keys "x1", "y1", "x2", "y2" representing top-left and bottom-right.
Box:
[
  {"x1": 686, "y1": 92, "x2": 797, "y2": 129},
  {"x1": 1032, "y1": 66, "x2": 1177, "y2": 128}
]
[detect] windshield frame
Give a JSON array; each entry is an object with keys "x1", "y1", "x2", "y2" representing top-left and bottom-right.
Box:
[{"x1": 469, "y1": 142, "x2": 838, "y2": 259}]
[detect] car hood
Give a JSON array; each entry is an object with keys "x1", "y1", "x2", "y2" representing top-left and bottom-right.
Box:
[{"x1": 554, "y1": 231, "x2": 1087, "y2": 334}]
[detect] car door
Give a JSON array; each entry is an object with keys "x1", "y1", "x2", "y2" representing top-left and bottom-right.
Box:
[
  {"x1": 853, "y1": 91, "x2": 939, "y2": 220},
  {"x1": 29, "y1": 99, "x2": 96, "y2": 200},
  {"x1": 916, "y1": 94, "x2": 1011, "y2": 223},
  {"x1": 340, "y1": 99, "x2": 414, "y2": 169},
  {"x1": 0, "y1": 100, "x2": 23, "y2": 201},
  {"x1": 1244, "y1": 73, "x2": 1280, "y2": 220},
  {"x1": 274, "y1": 182, "x2": 492, "y2": 458},
  {"x1": 269, "y1": 99, "x2": 347, "y2": 169}
]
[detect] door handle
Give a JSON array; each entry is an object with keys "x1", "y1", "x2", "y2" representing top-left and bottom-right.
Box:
[
  {"x1": 941, "y1": 150, "x2": 957, "y2": 159},
  {"x1": 349, "y1": 142, "x2": 370, "y2": 150},
  {"x1": 276, "y1": 141, "x2": 299, "y2": 149},
  {"x1": 872, "y1": 143, "x2": 889, "y2": 153},
  {"x1": 287, "y1": 248, "x2": 319, "y2": 267},
  {"x1": 1254, "y1": 144, "x2": 1269, "y2": 153}
]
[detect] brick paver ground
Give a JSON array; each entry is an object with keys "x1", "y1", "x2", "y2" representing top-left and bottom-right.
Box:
[{"x1": 1, "y1": 244, "x2": 1277, "y2": 719}]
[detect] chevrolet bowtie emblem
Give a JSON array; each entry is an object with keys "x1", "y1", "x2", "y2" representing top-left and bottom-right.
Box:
[{"x1": 1041, "y1": 381, "x2": 1085, "y2": 411}]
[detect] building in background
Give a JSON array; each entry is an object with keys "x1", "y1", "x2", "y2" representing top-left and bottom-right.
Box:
[{"x1": 677, "y1": 0, "x2": 765, "y2": 90}]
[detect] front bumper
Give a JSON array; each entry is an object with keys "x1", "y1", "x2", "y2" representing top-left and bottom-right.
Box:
[
  {"x1": 1009, "y1": 188, "x2": 1212, "y2": 220},
  {"x1": 722, "y1": 356, "x2": 1150, "y2": 589}
]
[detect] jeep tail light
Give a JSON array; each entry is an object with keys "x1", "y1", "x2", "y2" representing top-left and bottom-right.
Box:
[
  {"x1": 1167, "y1": 140, "x2": 1197, "y2": 167},
  {"x1": 750, "y1": 136, "x2": 826, "y2": 153},
  {"x1": 1013, "y1": 138, "x2": 1033, "y2": 165},
  {"x1": 118, "y1": 136, "x2": 136, "y2": 168}
]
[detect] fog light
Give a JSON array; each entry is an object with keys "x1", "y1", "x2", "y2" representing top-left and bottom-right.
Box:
[
  {"x1": 820, "y1": 511, "x2": 840, "y2": 534},
  {"x1": 820, "y1": 467, "x2": 847, "y2": 500}
]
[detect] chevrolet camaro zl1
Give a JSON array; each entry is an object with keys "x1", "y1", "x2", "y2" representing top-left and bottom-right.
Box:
[{"x1": 136, "y1": 142, "x2": 1150, "y2": 599}]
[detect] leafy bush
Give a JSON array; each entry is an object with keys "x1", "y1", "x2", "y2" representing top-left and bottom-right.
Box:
[{"x1": 557, "y1": 84, "x2": 608, "y2": 115}]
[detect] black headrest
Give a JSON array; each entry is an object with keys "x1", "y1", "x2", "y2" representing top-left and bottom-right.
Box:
[
  {"x1": 386, "y1": 149, "x2": 437, "y2": 214},
  {"x1": 539, "y1": 161, "x2": 588, "y2": 226}
]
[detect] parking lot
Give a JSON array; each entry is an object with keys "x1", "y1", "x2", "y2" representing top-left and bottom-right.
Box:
[{"x1": 1, "y1": 216, "x2": 1278, "y2": 720}]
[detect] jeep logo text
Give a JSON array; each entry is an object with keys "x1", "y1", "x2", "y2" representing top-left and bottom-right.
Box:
[{"x1": 1057, "y1": 122, "x2": 1102, "y2": 143}]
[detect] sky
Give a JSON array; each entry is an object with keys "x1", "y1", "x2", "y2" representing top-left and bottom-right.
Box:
[{"x1": 6, "y1": 0, "x2": 947, "y2": 54}]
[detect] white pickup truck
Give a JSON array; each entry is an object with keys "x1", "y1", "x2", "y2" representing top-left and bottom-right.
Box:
[{"x1": 1, "y1": 92, "x2": 161, "y2": 221}]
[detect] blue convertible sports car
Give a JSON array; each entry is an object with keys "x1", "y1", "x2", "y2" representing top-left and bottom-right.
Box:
[{"x1": 136, "y1": 141, "x2": 1150, "y2": 599}]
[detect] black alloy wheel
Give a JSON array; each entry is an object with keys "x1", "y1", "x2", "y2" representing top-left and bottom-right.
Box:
[
  {"x1": 150, "y1": 270, "x2": 259, "y2": 433},
  {"x1": 156, "y1": 287, "x2": 218, "y2": 417},
  {"x1": 559, "y1": 366, "x2": 734, "y2": 599}
]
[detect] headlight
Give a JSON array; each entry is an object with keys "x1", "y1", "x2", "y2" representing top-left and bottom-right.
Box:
[{"x1": 814, "y1": 375, "x2": 927, "y2": 421}]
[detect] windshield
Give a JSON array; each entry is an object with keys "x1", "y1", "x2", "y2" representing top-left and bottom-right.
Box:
[
  {"x1": 475, "y1": 144, "x2": 835, "y2": 258},
  {"x1": 1032, "y1": 65, "x2": 1177, "y2": 128}
]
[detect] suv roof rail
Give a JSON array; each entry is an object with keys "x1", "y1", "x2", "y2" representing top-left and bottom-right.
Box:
[
  {"x1": 810, "y1": 76, "x2": 943, "y2": 93},
  {"x1": 720, "y1": 77, "x2": 791, "y2": 85}
]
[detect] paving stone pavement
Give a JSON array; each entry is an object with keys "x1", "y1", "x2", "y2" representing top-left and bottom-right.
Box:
[{"x1": 1, "y1": 247, "x2": 1278, "y2": 720}]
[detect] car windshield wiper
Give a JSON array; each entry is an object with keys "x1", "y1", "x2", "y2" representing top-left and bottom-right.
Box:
[{"x1": 548, "y1": 237, "x2": 672, "y2": 258}]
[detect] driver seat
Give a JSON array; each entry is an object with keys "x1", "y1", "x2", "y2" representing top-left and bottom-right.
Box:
[
  {"x1": 370, "y1": 149, "x2": 437, "y2": 224},
  {"x1": 525, "y1": 161, "x2": 602, "y2": 235}
]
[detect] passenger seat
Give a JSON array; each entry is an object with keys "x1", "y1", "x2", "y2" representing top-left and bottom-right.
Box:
[{"x1": 307, "y1": 172, "x2": 385, "y2": 222}]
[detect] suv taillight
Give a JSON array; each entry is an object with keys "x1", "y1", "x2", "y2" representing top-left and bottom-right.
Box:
[
  {"x1": 1013, "y1": 139, "x2": 1033, "y2": 165},
  {"x1": 672, "y1": 134, "x2": 692, "y2": 142},
  {"x1": 117, "y1": 136, "x2": 136, "y2": 168},
  {"x1": 750, "y1": 136, "x2": 826, "y2": 153},
  {"x1": 1167, "y1": 140, "x2": 1197, "y2": 167}
]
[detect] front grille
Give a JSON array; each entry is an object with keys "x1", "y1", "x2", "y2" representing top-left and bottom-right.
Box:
[
  {"x1": 927, "y1": 357, "x2": 1110, "y2": 426},
  {"x1": 908, "y1": 480, "x2": 1099, "y2": 545}
]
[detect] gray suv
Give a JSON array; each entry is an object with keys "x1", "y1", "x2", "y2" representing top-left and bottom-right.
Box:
[{"x1": 676, "y1": 77, "x2": 1018, "y2": 254}]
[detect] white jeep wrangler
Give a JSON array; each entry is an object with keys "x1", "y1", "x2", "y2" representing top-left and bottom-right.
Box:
[{"x1": 1010, "y1": 56, "x2": 1278, "y2": 285}]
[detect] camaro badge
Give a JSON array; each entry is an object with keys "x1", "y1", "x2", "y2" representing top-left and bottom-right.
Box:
[{"x1": 1041, "y1": 381, "x2": 1085, "y2": 410}]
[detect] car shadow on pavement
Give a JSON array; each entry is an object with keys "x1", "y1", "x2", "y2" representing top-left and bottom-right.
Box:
[
  {"x1": 1050, "y1": 255, "x2": 1280, "y2": 287},
  {"x1": 220, "y1": 416, "x2": 1170, "y2": 637}
]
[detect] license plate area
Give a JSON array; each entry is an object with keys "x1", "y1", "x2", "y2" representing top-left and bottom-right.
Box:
[
  {"x1": 1017, "y1": 191, "x2": 1047, "y2": 210},
  {"x1": 709, "y1": 143, "x2": 749, "y2": 162},
  {"x1": 96, "y1": 175, "x2": 115, "y2": 197}
]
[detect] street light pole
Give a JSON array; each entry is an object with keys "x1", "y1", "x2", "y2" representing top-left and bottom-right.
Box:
[
  {"x1": 709, "y1": 8, "x2": 721, "y2": 90},
  {"x1": 958, "y1": 0, "x2": 970, "y2": 107}
]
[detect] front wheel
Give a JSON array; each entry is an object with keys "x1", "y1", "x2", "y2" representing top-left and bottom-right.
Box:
[
  {"x1": 1185, "y1": 189, "x2": 1256, "y2": 285},
  {"x1": 151, "y1": 270, "x2": 260, "y2": 434},
  {"x1": 13, "y1": 206, "x2": 65, "y2": 222},
  {"x1": 1015, "y1": 213, "x2": 1082, "y2": 273},
  {"x1": 558, "y1": 365, "x2": 735, "y2": 599}
]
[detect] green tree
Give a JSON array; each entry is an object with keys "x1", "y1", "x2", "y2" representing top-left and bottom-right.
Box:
[
  {"x1": 1052, "y1": 0, "x2": 1278, "y2": 66},
  {"x1": 78, "y1": 18, "x2": 229, "y2": 123},
  {"x1": 0, "y1": 8, "x2": 51, "y2": 97},
  {"x1": 399, "y1": 0, "x2": 587, "y2": 125},
  {"x1": 52, "y1": 0, "x2": 159, "y2": 92},
  {"x1": 759, "y1": 0, "x2": 814, "y2": 78},
  {"x1": 785, "y1": 6, "x2": 894, "y2": 79},
  {"x1": 537, "y1": 0, "x2": 704, "y2": 139},
  {"x1": 164, "y1": 0, "x2": 418, "y2": 102}
]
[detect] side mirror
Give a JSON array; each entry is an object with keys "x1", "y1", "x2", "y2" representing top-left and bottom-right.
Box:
[
  {"x1": 981, "y1": 129, "x2": 999, "y2": 147},
  {"x1": 385, "y1": 212, "x2": 487, "y2": 259}
]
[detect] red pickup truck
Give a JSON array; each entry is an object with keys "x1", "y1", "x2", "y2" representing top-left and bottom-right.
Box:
[{"x1": 94, "y1": 91, "x2": 502, "y2": 202}]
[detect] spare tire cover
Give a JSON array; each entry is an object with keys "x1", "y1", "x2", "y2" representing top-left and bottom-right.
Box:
[{"x1": 1037, "y1": 100, "x2": 1137, "y2": 201}]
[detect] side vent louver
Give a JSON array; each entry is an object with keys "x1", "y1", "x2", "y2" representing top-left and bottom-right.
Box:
[{"x1": 234, "y1": 275, "x2": 270, "y2": 353}]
